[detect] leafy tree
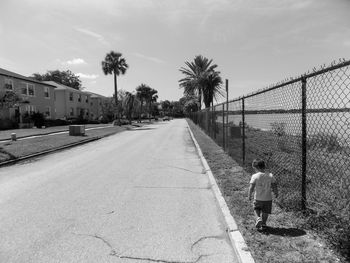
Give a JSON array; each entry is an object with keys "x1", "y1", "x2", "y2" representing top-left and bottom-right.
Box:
[
  {"x1": 101, "y1": 51, "x2": 128, "y2": 121},
  {"x1": 179, "y1": 55, "x2": 223, "y2": 109},
  {"x1": 100, "y1": 97, "x2": 115, "y2": 123},
  {"x1": 202, "y1": 71, "x2": 223, "y2": 108},
  {"x1": 179, "y1": 95, "x2": 200, "y2": 114},
  {"x1": 148, "y1": 88, "x2": 158, "y2": 119},
  {"x1": 170, "y1": 101, "x2": 184, "y2": 117},
  {"x1": 122, "y1": 92, "x2": 140, "y2": 124},
  {"x1": 0, "y1": 90, "x2": 23, "y2": 109},
  {"x1": 135, "y1": 84, "x2": 158, "y2": 121},
  {"x1": 136, "y1": 83, "x2": 150, "y2": 120},
  {"x1": 161, "y1": 100, "x2": 171, "y2": 114},
  {"x1": 31, "y1": 70, "x2": 82, "y2": 90}
]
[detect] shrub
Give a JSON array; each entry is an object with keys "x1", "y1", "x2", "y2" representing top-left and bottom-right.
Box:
[
  {"x1": 31, "y1": 112, "x2": 45, "y2": 128},
  {"x1": 307, "y1": 133, "x2": 342, "y2": 152},
  {"x1": 0, "y1": 118, "x2": 18, "y2": 130},
  {"x1": 270, "y1": 122, "x2": 286, "y2": 136},
  {"x1": 45, "y1": 119, "x2": 69, "y2": 127}
]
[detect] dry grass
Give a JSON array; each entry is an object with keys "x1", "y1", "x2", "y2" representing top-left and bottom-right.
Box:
[{"x1": 187, "y1": 119, "x2": 345, "y2": 263}]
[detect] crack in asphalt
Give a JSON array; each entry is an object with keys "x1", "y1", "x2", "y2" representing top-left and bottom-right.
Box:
[
  {"x1": 150, "y1": 165, "x2": 203, "y2": 174},
  {"x1": 110, "y1": 252, "x2": 209, "y2": 263},
  {"x1": 191, "y1": 235, "x2": 225, "y2": 251},
  {"x1": 76, "y1": 233, "x2": 211, "y2": 263},
  {"x1": 134, "y1": 186, "x2": 209, "y2": 190}
]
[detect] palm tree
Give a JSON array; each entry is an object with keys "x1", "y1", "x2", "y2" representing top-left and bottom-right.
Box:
[
  {"x1": 122, "y1": 92, "x2": 136, "y2": 124},
  {"x1": 148, "y1": 88, "x2": 158, "y2": 120},
  {"x1": 179, "y1": 55, "x2": 222, "y2": 109},
  {"x1": 136, "y1": 83, "x2": 151, "y2": 121},
  {"x1": 101, "y1": 51, "x2": 128, "y2": 121},
  {"x1": 202, "y1": 71, "x2": 223, "y2": 108}
]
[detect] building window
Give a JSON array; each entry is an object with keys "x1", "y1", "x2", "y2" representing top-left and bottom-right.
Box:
[
  {"x1": 21, "y1": 83, "x2": 28, "y2": 95},
  {"x1": 44, "y1": 86, "x2": 50, "y2": 98},
  {"x1": 20, "y1": 83, "x2": 35, "y2": 96},
  {"x1": 86, "y1": 96, "x2": 89, "y2": 103},
  {"x1": 23, "y1": 105, "x2": 36, "y2": 115},
  {"x1": 45, "y1": 106, "x2": 51, "y2": 118},
  {"x1": 69, "y1": 92, "x2": 73, "y2": 101},
  {"x1": 78, "y1": 94, "x2": 82, "y2": 102},
  {"x1": 4, "y1": 78, "x2": 13, "y2": 90},
  {"x1": 70, "y1": 107, "x2": 74, "y2": 116},
  {"x1": 28, "y1": 84, "x2": 35, "y2": 96}
]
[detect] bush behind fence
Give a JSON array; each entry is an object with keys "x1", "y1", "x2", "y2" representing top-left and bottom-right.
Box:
[{"x1": 188, "y1": 59, "x2": 350, "y2": 258}]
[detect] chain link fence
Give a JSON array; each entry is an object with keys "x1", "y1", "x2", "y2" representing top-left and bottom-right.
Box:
[{"x1": 188, "y1": 60, "x2": 350, "y2": 255}]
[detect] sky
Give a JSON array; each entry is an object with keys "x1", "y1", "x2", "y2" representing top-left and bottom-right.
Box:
[{"x1": 0, "y1": 0, "x2": 349, "y2": 103}]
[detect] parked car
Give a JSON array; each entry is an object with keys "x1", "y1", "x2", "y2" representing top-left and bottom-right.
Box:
[{"x1": 163, "y1": 116, "x2": 170, "y2": 121}]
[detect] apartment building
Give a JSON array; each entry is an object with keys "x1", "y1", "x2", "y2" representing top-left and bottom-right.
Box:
[
  {"x1": 84, "y1": 91, "x2": 107, "y2": 121},
  {"x1": 43, "y1": 81, "x2": 92, "y2": 120},
  {"x1": 0, "y1": 67, "x2": 56, "y2": 121}
]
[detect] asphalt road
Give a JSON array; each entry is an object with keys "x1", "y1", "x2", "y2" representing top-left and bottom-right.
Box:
[{"x1": 0, "y1": 119, "x2": 238, "y2": 263}]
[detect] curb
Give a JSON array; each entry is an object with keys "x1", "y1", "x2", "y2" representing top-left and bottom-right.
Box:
[
  {"x1": 187, "y1": 123, "x2": 255, "y2": 263},
  {"x1": 0, "y1": 137, "x2": 101, "y2": 167},
  {"x1": 0, "y1": 124, "x2": 141, "y2": 168},
  {"x1": 0, "y1": 125, "x2": 116, "y2": 143}
]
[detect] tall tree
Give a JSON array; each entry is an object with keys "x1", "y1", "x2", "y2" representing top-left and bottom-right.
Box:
[
  {"x1": 179, "y1": 55, "x2": 222, "y2": 109},
  {"x1": 122, "y1": 92, "x2": 140, "y2": 124},
  {"x1": 136, "y1": 83, "x2": 151, "y2": 120},
  {"x1": 179, "y1": 95, "x2": 200, "y2": 114},
  {"x1": 202, "y1": 71, "x2": 223, "y2": 108},
  {"x1": 101, "y1": 51, "x2": 128, "y2": 120},
  {"x1": 31, "y1": 70, "x2": 82, "y2": 90},
  {"x1": 161, "y1": 100, "x2": 171, "y2": 116},
  {"x1": 148, "y1": 88, "x2": 158, "y2": 119}
]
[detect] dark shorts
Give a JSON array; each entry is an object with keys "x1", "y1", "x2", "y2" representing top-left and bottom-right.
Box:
[{"x1": 253, "y1": 200, "x2": 272, "y2": 214}]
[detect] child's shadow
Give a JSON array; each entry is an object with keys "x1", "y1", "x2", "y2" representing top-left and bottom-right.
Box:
[{"x1": 263, "y1": 226, "x2": 306, "y2": 237}]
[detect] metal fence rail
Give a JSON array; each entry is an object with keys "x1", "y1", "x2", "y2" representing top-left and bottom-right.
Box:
[{"x1": 188, "y1": 59, "x2": 350, "y2": 216}]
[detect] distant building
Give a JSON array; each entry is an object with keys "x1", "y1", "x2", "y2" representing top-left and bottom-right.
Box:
[
  {"x1": 0, "y1": 67, "x2": 56, "y2": 124},
  {"x1": 43, "y1": 81, "x2": 92, "y2": 120},
  {"x1": 84, "y1": 91, "x2": 108, "y2": 121}
]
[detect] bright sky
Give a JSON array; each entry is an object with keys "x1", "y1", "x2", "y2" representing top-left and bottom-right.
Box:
[{"x1": 0, "y1": 0, "x2": 349, "y2": 102}]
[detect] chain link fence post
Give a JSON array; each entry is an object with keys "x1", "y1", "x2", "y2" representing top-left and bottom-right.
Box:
[
  {"x1": 212, "y1": 103, "x2": 215, "y2": 139},
  {"x1": 241, "y1": 97, "x2": 246, "y2": 166},
  {"x1": 222, "y1": 103, "x2": 225, "y2": 150},
  {"x1": 226, "y1": 79, "x2": 229, "y2": 151},
  {"x1": 301, "y1": 77, "x2": 307, "y2": 210}
]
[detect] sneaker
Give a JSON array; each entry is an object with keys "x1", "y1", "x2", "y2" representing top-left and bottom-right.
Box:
[{"x1": 255, "y1": 219, "x2": 263, "y2": 229}]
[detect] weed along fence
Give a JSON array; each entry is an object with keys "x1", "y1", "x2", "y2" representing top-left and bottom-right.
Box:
[{"x1": 188, "y1": 60, "x2": 350, "y2": 245}]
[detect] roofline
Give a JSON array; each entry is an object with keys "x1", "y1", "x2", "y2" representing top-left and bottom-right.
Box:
[
  {"x1": 42, "y1": 81, "x2": 87, "y2": 93},
  {"x1": 0, "y1": 72, "x2": 57, "y2": 88}
]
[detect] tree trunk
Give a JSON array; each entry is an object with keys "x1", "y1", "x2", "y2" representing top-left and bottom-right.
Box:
[
  {"x1": 198, "y1": 90, "x2": 202, "y2": 110},
  {"x1": 139, "y1": 100, "x2": 143, "y2": 123},
  {"x1": 114, "y1": 73, "x2": 120, "y2": 125}
]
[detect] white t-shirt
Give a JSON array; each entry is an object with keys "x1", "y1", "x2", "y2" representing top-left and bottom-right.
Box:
[{"x1": 250, "y1": 172, "x2": 276, "y2": 201}]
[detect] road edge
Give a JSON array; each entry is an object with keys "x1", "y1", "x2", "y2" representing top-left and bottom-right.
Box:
[{"x1": 187, "y1": 123, "x2": 255, "y2": 263}]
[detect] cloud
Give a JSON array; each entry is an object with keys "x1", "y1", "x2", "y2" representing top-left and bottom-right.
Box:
[
  {"x1": 77, "y1": 73, "x2": 99, "y2": 80},
  {"x1": 66, "y1": 58, "x2": 87, "y2": 65},
  {"x1": 74, "y1": 27, "x2": 110, "y2": 45},
  {"x1": 133, "y1": 52, "x2": 165, "y2": 64}
]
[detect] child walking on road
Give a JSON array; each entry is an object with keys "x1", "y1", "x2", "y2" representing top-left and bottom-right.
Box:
[{"x1": 248, "y1": 159, "x2": 278, "y2": 231}]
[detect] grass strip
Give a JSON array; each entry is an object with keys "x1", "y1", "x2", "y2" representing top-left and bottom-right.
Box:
[
  {"x1": 187, "y1": 119, "x2": 344, "y2": 263},
  {"x1": 0, "y1": 125, "x2": 130, "y2": 163}
]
